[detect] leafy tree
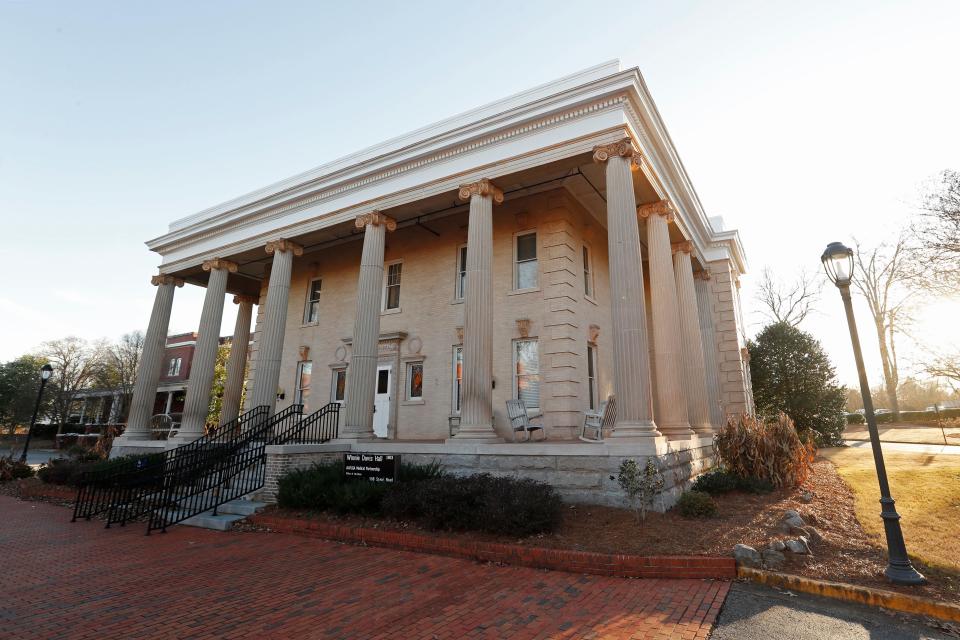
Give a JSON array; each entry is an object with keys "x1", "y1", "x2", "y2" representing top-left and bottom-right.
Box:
[
  {"x1": 748, "y1": 322, "x2": 846, "y2": 446},
  {"x1": 205, "y1": 342, "x2": 231, "y2": 429},
  {"x1": 0, "y1": 355, "x2": 53, "y2": 435}
]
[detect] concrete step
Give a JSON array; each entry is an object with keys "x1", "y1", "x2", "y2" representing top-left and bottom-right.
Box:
[
  {"x1": 216, "y1": 499, "x2": 266, "y2": 516},
  {"x1": 180, "y1": 511, "x2": 248, "y2": 531}
]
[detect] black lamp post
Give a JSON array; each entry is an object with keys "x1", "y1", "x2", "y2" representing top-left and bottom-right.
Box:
[
  {"x1": 19, "y1": 363, "x2": 54, "y2": 464},
  {"x1": 821, "y1": 241, "x2": 926, "y2": 585}
]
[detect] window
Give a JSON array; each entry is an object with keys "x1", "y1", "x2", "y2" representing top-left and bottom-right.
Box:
[
  {"x1": 407, "y1": 362, "x2": 424, "y2": 400},
  {"x1": 514, "y1": 232, "x2": 538, "y2": 290},
  {"x1": 455, "y1": 244, "x2": 468, "y2": 300},
  {"x1": 303, "y1": 278, "x2": 322, "y2": 324},
  {"x1": 295, "y1": 361, "x2": 312, "y2": 412},
  {"x1": 452, "y1": 346, "x2": 463, "y2": 413},
  {"x1": 513, "y1": 339, "x2": 540, "y2": 409},
  {"x1": 586, "y1": 344, "x2": 598, "y2": 410},
  {"x1": 331, "y1": 368, "x2": 346, "y2": 403},
  {"x1": 383, "y1": 261, "x2": 402, "y2": 310},
  {"x1": 582, "y1": 245, "x2": 594, "y2": 298},
  {"x1": 167, "y1": 357, "x2": 181, "y2": 377}
]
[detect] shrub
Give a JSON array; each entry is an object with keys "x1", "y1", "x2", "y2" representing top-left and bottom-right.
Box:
[
  {"x1": 845, "y1": 413, "x2": 865, "y2": 425},
  {"x1": 676, "y1": 491, "x2": 717, "y2": 518},
  {"x1": 65, "y1": 445, "x2": 103, "y2": 463},
  {"x1": 715, "y1": 413, "x2": 815, "y2": 489},
  {"x1": 616, "y1": 459, "x2": 665, "y2": 522},
  {"x1": 0, "y1": 456, "x2": 34, "y2": 482},
  {"x1": 382, "y1": 474, "x2": 562, "y2": 536},
  {"x1": 748, "y1": 322, "x2": 847, "y2": 445},
  {"x1": 36, "y1": 453, "x2": 163, "y2": 487},
  {"x1": 37, "y1": 458, "x2": 83, "y2": 485},
  {"x1": 692, "y1": 468, "x2": 774, "y2": 495}
]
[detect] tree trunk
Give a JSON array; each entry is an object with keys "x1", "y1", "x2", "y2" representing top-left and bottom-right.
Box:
[{"x1": 874, "y1": 321, "x2": 901, "y2": 419}]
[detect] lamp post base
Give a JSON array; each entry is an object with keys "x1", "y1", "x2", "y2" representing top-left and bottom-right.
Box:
[{"x1": 885, "y1": 563, "x2": 927, "y2": 586}]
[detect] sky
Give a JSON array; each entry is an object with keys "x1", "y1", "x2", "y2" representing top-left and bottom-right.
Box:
[{"x1": 1, "y1": 0, "x2": 958, "y2": 387}]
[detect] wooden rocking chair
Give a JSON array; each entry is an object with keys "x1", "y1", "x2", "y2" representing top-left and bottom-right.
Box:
[
  {"x1": 505, "y1": 399, "x2": 545, "y2": 442},
  {"x1": 579, "y1": 395, "x2": 616, "y2": 442}
]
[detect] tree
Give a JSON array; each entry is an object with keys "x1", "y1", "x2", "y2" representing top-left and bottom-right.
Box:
[
  {"x1": 755, "y1": 267, "x2": 822, "y2": 326},
  {"x1": 852, "y1": 234, "x2": 917, "y2": 420},
  {"x1": 0, "y1": 355, "x2": 52, "y2": 435},
  {"x1": 748, "y1": 322, "x2": 846, "y2": 446},
  {"x1": 38, "y1": 337, "x2": 105, "y2": 433},
  {"x1": 205, "y1": 342, "x2": 231, "y2": 429},
  {"x1": 96, "y1": 331, "x2": 144, "y2": 422},
  {"x1": 914, "y1": 169, "x2": 960, "y2": 290}
]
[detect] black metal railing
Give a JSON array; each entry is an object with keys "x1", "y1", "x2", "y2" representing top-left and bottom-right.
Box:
[
  {"x1": 144, "y1": 404, "x2": 303, "y2": 534},
  {"x1": 275, "y1": 402, "x2": 340, "y2": 444},
  {"x1": 71, "y1": 405, "x2": 271, "y2": 526}
]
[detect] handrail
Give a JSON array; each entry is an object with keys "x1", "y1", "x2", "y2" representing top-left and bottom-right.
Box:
[
  {"x1": 273, "y1": 402, "x2": 341, "y2": 444},
  {"x1": 144, "y1": 404, "x2": 303, "y2": 534}
]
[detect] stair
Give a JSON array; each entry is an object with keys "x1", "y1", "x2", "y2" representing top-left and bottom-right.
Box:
[{"x1": 169, "y1": 497, "x2": 268, "y2": 531}]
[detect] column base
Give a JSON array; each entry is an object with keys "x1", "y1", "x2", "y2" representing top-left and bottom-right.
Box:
[
  {"x1": 691, "y1": 422, "x2": 715, "y2": 437},
  {"x1": 339, "y1": 425, "x2": 376, "y2": 441},
  {"x1": 659, "y1": 422, "x2": 696, "y2": 440},
  {"x1": 447, "y1": 423, "x2": 503, "y2": 443},
  {"x1": 608, "y1": 420, "x2": 662, "y2": 441},
  {"x1": 108, "y1": 435, "x2": 170, "y2": 459}
]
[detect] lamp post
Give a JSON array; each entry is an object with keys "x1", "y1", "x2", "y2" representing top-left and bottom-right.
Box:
[
  {"x1": 821, "y1": 242, "x2": 926, "y2": 585},
  {"x1": 19, "y1": 363, "x2": 54, "y2": 464}
]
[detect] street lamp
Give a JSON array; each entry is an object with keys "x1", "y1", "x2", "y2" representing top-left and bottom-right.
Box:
[
  {"x1": 821, "y1": 241, "x2": 926, "y2": 585},
  {"x1": 19, "y1": 363, "x2": 54, "y2": 464}
]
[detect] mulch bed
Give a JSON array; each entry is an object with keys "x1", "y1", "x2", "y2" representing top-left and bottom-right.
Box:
[
  {"x1": 251, "y1": 458, "x2": 959, "y2": 604},
  {"x1": 0, "y1": 477, "x2": 76, "y2": 508}
]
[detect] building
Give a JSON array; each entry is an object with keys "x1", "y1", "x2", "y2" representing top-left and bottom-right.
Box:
[{"x1": 111, "y1": 61, "x2": 752, "y2": 507}]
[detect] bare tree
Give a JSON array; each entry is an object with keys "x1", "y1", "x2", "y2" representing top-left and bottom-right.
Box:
[
  {"x1": 754, "y1": 267, "x2": 822, "y2": 326},
  {"x1": 924, "y1": 353, "x2": 960, "y2": 391},
  {"x1": 852, "y1": 234, "x2": 918, "y2": 419},
  {"x1": 38, "y1": 337, "x2": 106, "y2": 434},
  {"x1": 914, "y1": 169, "x2": 960, "y2": 291},
  {"x1": 99, "y1": 332, "x2": 144, "y2": 421}
]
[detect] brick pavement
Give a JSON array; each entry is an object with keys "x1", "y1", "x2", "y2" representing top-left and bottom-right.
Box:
[{"x1": 0, "y1": 496, "x2": 730, "y2": 639}]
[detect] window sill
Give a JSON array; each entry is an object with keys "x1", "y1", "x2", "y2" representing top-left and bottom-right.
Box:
[
  {"x1": 450, "y1": 298, "x2": 464, "y2": 305},
  {"x1": 507, "y1": 287, "x2": 541, "y2": 297},
  {"x1": 300, "y1": 321, "x2": 319, "y2": 328},
  {"x1": 401, "y1": 399, "x2": 425, "y2": 406},
  {"x1": 584, "y1": 294, "x2": 598, "y2": 306},
  {"x1": 381, "y1": 307, "x2": 402, "y2": 316}
]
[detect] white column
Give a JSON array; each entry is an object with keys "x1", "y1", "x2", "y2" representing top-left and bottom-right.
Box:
[
  {"x1": 250, "y1": 239, "x2": 303, "y2": 412},
  {"x1": 178, "y1": 259, "x2": 237, "y2": 440},
  {"x1": 342, "y1": 212, "x2": 396, "y2": 439},
  {"x1": 453, "y1": 179, "x2": 502, "y2": 442},
  {"x1": 639, "y1": 201, "x2": 693, "y2": 439},
  {"x1": 592, "y1": 141, "x2": 660, "y2": 439},
  {"x1": 695, "y1": 272, "x2": 724, "y2": 428},
  {"x1": 122, "y1": 275, "x2": 183, "y2": 439},
  {"x1": 673, "y1": 243, "x2": 713, "y2": 435},
  {"x1": 219, "y1": 295, "x2": 255, "y2": 426},
  {"x1": 164, "y1": 391, "x2": 174, "y2": 415}
]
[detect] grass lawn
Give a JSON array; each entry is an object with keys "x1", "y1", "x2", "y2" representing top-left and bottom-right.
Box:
[
  {"x1": 821, "y1": 446, "x2": 960, "y2": 576},
  {"x1": 843, "y1": 423, "x2": 960, "y2": 445}
]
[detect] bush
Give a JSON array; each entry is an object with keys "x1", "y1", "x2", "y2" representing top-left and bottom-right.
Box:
[
  {"x1": 845, "y1": 413, "x2": 865, "y2": 425},
  {"x1": 37, "y1": 458, "x2": 83, "y2": 485},
  {"x1": 616, "y1": 459, "x2": 664, "y2": 522},
  {"x1": 36, "y1": 453, "x2": 163, "y2": 487},
  {"x1": 749, "y1": 322, "x2": 847, "y2": 446},
  {"x1": 0, "y1": 456, "x2": 34, "y2": 482},
  {"x1": 65, "y1": 445, "x2": 103, "y2": 463},
  {"x1": 715, "y1": 413, "x2": 815, "y2": 489},
  {"x1": 382, "y1": 474, "x2": 562, "y2": 536},
  {"x1": 691, "y1": 468, "x2": 774, "y2": 495},
  {"x1": 277, "y1": 459, "x2": 445, "y2": 516},
  {"x1": 676, "y1": 491, "x2": 718, "y2": 518}
]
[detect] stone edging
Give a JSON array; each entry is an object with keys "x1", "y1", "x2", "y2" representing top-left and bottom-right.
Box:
[
  {"x1": 738, "y1": 567, "x2": 960, "y2": 624},
  {"x1": 250, "y1": 513, "x2": 736, "y2": 579}
]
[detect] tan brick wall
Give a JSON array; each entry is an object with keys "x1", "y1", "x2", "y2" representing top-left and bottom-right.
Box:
[
  {"x1": 247, "y1": 188, "x2": 614, "y2": 441},
  {"x1": 707, "y1": 259, "x2": 752, "y2": 418}
]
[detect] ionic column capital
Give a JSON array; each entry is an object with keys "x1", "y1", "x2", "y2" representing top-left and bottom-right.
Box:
[
  {"x1": 355, "y1": 210, "x2": 397, "y2": 232},
  {"x1": 233, "y1": 294, "x2": 258, "y2": 305},
  {"x1": 150, "y1": 274, "x2": 185, "y2": 287},
  {"x1": 637, "y1": 200, "x2": 675, "y2": 223},
  {"x1": 265, "y1": 238, "x2": 304, "y2": 256},
  {"x1": 458, "y1": 179, "x2": 504, "y2": 204},
  {"x1": 202, "y1": 258, "x2": 239, "y2": 273},
  {"x1": 694, "y1": 270, "x2": 712, "y2": 281},
  {"x1": 592, "y1": 139, "x2": 642, "y2": 167},
  {"x1": 671, "y1": 241, "x2": 693, "y2": 255}
]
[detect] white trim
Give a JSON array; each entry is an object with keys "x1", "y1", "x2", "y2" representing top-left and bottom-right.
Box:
[
  {"x1": 302, "y1": 276, "x2": 322, "y2": 325},
  {"x1": 512, "y1": 337, "x2": 541, "y2": 411},
  {"x1": 294, "y1": 360, "x2": 313, "y2": 409},
  {"x1": 404, "y1": 360, "x2": 425, "y2": 403},
  {"x1": 381, "y1": 259, "x2": 403, "y2": 313},
  {"x1": 581, "y1": 241, "x2": 595, "y2": 300},
  {"x1": 330, "y1": 367, "x2": 347, "y2": 404},
  {"x1": 454, "y1": 243, "x2": 468, "y2": 301},
  {"x1": 451, "y1": 345, "x2": 463, "y2": 415}
]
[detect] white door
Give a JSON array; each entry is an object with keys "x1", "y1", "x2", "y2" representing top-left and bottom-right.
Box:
[{"x1": 373, "y1": 364, "x2": 392, "y2": 438}]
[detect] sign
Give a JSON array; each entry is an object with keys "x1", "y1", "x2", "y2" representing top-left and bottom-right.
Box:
[{"x1": 344, "y1": 453, "x2": 399, "y2": 483}]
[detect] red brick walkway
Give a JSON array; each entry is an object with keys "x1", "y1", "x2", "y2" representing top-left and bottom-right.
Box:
[{"x1": 0, "y1": 497, "x2": 729, "y2": 639}]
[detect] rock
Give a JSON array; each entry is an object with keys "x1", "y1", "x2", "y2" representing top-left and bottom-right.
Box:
[
  {"x1": 784, "y1": 538, "x2": 811, "y2": 555},
  {"x1": 733, "y1": 544, "x2": 763, "y2": 568},
  {"x1": 802, "y1": 526, "x2": 824, "y2": 544},
  {"x1": 800, "y1": 490, "x2": 814, "y2": 503},
  {"x1": 781, "y1": 510, "x2": 806, "y2": 532},
  {"x1": 769, "y1": 539, "x2": 786, "y2": 552},
  {"x1": 761, "y1": 548, "x2": 786, "y2": 570}
]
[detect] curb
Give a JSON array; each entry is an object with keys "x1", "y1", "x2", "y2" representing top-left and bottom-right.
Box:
[
  {"x1": 738, "y1": 567, "x2": 960, "y2": 624},
  {"x1": 250, "y1": 514, "x2": 736, "y2": 580}
]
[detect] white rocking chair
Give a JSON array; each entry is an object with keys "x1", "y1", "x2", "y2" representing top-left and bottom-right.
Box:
[
  {"x1": 579, "y1": 395, "x2": 617, "y2": 442},
  {"x1": 505, "y1": 399, "x2": 545, "y2": 442}
]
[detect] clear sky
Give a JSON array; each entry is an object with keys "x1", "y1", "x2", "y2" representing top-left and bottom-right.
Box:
[{"x1": 1, "y1": 0, "x2": 958, "y2": 387}]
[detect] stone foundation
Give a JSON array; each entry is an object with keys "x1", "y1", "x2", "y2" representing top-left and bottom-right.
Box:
[{"x1": 260, "y1": 438, "x2": 716, "y2": 510}]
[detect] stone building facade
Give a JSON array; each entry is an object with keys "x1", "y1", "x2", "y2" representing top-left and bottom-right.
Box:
[{"x1": 110, "y1": 61, "x2": 752, "y2": 508}]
